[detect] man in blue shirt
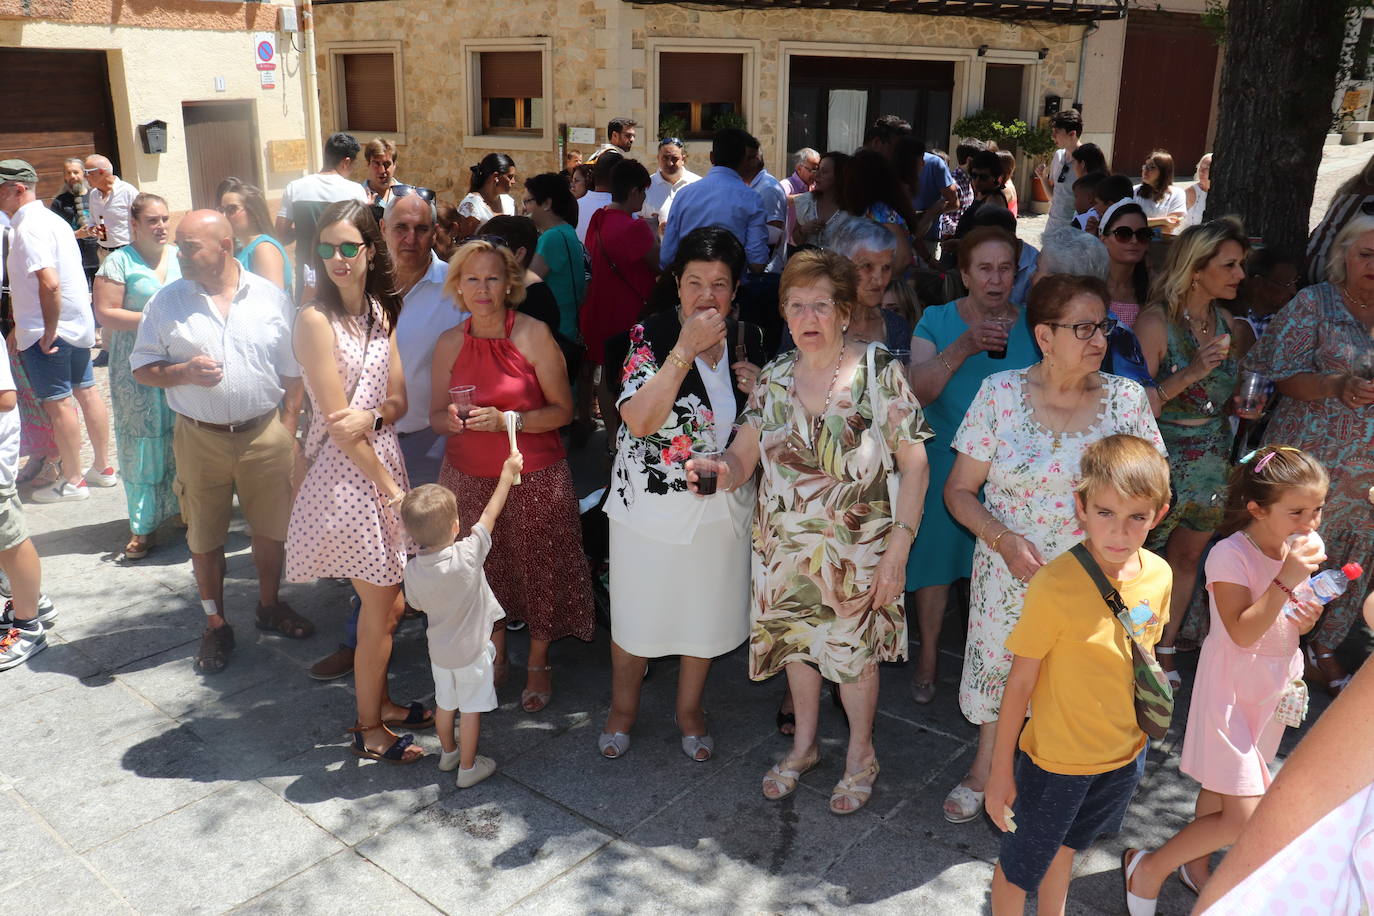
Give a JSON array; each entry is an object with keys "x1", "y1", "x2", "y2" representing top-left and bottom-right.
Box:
[{"x1": 660, "y1": 129, "x2": 768, "y2": 271}]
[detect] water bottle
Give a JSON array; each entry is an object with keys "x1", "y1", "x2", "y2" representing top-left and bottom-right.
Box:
[{"x1": 1284, "y1": 562, "x2": 1364, "y2": 618}]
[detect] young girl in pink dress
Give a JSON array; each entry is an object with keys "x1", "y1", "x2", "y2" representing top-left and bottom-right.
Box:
[{"x1": 1121, "y1": 445, "x2": 1331, "y2": 914}]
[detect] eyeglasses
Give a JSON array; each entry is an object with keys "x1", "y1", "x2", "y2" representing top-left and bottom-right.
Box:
[
  {"x1": 82, "y1": 167, "x2": 103, "y2": 174},
  {"x1": 1141, "y1": 163, "x2": 1159, "y2": 172},
  {"x1": 658, "y1": 138, "x2": 684, "y2": 148},
  {"x1": 316, "y1": 241, "x2": 364, "y2": 260},
  {"x1": 1048, "y1": 318, "x2": 1117, "y2": 340},
  {"x1": 1107, "y1": 226, "x2": 1153, "y2": 244},
  {"x1": 1361, "y1": 199, "x2": 1374, "y2": 216},
  {"x1": 391, "y1": 184, "x2": 436, "y2": 202},
  {"x1": 782, "y1": 298, "x2": 838, "y2": 318},
  {"x1": 218, "y1": 203, "x2": 243, "y2": 217}
]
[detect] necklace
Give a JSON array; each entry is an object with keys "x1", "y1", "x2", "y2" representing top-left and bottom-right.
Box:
[
  {"x1": 1043, "y1": 374, "x2": 1092, "y2": 450},
  {"x1": 676, "y1": 307, "x2": 723, "y2": 370},
  {"x1": 1344, "y1": 285, "x2": 1372, "y2": 311},
  {"x1": 809, "y1": 343, "x2": 847, "y2": 435}
]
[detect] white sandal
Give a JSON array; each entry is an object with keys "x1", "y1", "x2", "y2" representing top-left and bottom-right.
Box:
[
  {"x1": 1121, "y1": 849, "x2": 1158, "y2": 916},
  {"x1": 942, "y1": 783, "x2": 985, "y2": 824},
  {"x1": 598, "y1": 731, "x2": 631, "y2": 759},
  {"x1": 1155, "y1": 646, "x2": 1183, "y2": 690}
]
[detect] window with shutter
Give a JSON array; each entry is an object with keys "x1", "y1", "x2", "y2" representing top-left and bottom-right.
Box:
[
  {"x1": 340, "y1": 53, "x2": 398, "y2": 133},
  {"x1": 479, "y1": 51, "x2": 544, "y2": 136},
  {"x1": 658, "y1": 52, "x2": 744, "y2": 138}
]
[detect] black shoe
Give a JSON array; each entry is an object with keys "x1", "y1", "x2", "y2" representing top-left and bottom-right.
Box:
[{"x1": 92, "y1": 350, "x2": 109, "y2": 368}]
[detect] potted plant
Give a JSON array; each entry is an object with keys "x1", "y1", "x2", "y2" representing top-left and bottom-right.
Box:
[{"x1": 952, "y1": 109, "x2": 1057, "y2": 213}]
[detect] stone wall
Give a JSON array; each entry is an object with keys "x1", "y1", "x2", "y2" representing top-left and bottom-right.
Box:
[
  {"x1": 0, "y1": 0, "x2": 282, "y2": 30},
  {"x1": 313, "y1": 0, "x2": 1085, "y2": 202}
]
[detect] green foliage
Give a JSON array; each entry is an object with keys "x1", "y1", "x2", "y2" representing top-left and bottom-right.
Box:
[
  {"x1": 952, "y1": 109, "x2": 1055, "y2": 162},
  {"x1": 658, "y1": 114, "x2": 688, "y2": 140},
  {"x1": 1201, "y1": 0, "x2": 1227, "y2": 45},
  {"x1": 710, "y1": 110, "x2": 748, "y2": 132}
]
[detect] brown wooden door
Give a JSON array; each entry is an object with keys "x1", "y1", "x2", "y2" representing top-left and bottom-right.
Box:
[
  {"x1": 182, "y1": 102, "x2": 258, "y2": 210},
  {"x1": 1113, "y1": 11, "x2": 1219, "y2": 178},
  {"x1": 0, "y1": 49, "x2": 118, "y2": 203}
]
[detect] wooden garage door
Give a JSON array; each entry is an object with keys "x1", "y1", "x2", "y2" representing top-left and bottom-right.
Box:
[
  {"x1": 1114, "y1": 12, "x2": 1219, "y2": 178},
  {"x1": 0, "y1": 49, "x2": 119, "y2": 203},
  {"x1": 182, "y1": 101, "x2": 259, "y2": 211}
]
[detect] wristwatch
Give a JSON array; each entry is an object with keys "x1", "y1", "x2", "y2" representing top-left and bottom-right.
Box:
[{"x1": 370, "y1": 408, "x2": 384, "y2": 432}]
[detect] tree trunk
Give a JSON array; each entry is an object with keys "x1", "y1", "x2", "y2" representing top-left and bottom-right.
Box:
[{"x1": 1207, "y1": 0, "x2": 1355, "y2": 254}]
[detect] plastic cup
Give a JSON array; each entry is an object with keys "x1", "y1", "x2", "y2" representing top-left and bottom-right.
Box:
[
  {"x1": 1236, "y1": 370, "x2": 1268, "y2": 420},
  {"x1": 449, "y1": 385, "x2": 476, "y2": 431},
  {"x1": 986, "y1": 316, "x2": 1013, "y2": 360},
  {"x1": 692, "y1": 448, "x2": 723, "y2": 495}
]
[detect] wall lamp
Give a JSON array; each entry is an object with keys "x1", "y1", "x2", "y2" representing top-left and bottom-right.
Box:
[{"x1": 977, "y1": 44, "x2": 989, "y2": 56}]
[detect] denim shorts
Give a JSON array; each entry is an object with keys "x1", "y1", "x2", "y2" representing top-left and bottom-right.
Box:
[
  {"x1": 998, "y1": 749, "x2": 1147, "y2": 892},
  {"x1": 20, "y1": 339, "x2": 94, "y2": 402}
]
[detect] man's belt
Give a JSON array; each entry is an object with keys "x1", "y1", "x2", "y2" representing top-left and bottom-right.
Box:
[{"x1": 179, "y1": 409, "x2": 277, "y2": 434}]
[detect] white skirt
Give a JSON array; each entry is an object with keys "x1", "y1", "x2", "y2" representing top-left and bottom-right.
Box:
[{"x1": 609, "y1": 514, "x2": 751, "y2": 658}]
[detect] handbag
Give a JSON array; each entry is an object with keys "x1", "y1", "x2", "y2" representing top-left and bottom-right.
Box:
[
  {"x1": 863, "y1": 341, "x2": 901, "y2": 510},
  {"x1": 1274, "y1": 678, "x2": 1309, "y2": 728},
  {"x1": 1069, "y1": 543, "x2": 1175, "y2": 740}
]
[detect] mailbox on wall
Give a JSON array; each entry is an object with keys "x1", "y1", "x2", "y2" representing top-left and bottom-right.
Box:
[{"x1": 139, "y1": 120, "x2": 168, "y2": 155}]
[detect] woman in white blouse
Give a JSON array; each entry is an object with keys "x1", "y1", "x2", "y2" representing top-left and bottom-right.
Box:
[
  {"x1": 1135, "y1": 149, "x2": 1187, "y2": 233},
  {"x1": 454, "y1": 153, "x2": 517, "y2": 239},
  {"x1": 598, "y1": 227, "x2": 766, "y2": 762}
]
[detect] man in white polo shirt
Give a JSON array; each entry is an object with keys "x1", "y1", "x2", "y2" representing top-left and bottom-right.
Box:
[
  {"x1": 0, "y1": 160, "x2": 114, "y2": 505},
  {"x1": 275, "y1": 132, "x2": 368, "y2": 301},
  {"x1": 81, "y1": 154, "x2": 138, "y2": 257},
  {"x1": 132, "y1": 210, "x2": 306, "y2": 675},
  {"x1": 639, "y1": 137, "x2": 700, "y2": 238},
  {"x1": 308, "y1": 186, "x2": 467, "y2": 681}
]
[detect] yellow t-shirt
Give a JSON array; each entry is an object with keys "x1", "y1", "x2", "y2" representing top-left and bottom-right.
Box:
[{"x1": 1005, "y1": 545, "x2": 1172, "y2": 776}]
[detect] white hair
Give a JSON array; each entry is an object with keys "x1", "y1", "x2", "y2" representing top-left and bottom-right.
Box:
[
  {"x1": 791, "y1": 147, "x2": 820, "y2": 169},
  {"x1": 1325, "y1": 212, "x2": 1374, "y2": 286},
  {"x1": 1037, "y1": 226, "x2": 1110, "y2": 281},
  {"x1": 831, "y1": 218, "x2": 897, "y2": 259}
]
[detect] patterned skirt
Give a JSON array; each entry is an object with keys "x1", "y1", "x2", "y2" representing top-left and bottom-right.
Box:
[
  {"x1": 1151, "y1": 419, "x2": 1231, "y2": 546},
  {"x1": 439, "y1": 459, "x2": 596, "y2": 643}
]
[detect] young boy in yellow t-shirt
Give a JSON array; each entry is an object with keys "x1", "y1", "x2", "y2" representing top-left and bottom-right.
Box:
[{"x1": 984, "y1": 434, "x2": 1173, "y2": 915}]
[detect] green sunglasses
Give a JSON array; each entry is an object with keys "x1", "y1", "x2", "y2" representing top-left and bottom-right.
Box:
[{"x1": 317, "y1": 241, "x2": 363, "y2": 260}]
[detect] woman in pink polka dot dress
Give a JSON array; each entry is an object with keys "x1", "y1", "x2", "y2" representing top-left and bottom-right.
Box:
[{"x1": 287, "y1": 201, "x2": 426, "y2": 765}]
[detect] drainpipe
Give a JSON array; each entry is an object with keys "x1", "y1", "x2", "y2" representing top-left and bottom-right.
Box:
[
  {"x1": 1075, "y1": 21, "x2": 1099, "y2": 110},
  {"x1": 301, "y1": 0, "x2": 323, "y2": 170}
]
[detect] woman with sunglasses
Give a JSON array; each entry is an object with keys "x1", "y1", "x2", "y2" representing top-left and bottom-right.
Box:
[
  {"x1": 91, "y1": 193, "x2": 181, "y2": 559},
  {"x1": 1134, "y1": 218, "x2": 1249, "y2": 689},
  {"x1": 940, "y1": 274, "x2": 1164, "y2": 826},
  {"x1": 1101, "y1": 201, "x2": 1153, "y2": 329},
  {"x1": 429, "y1": 239, "x2": 596, "y2": 714},
  {"x1": 286, "y1": 200, "x2": 427, "y2": 764},
  {"x1": 217, "y1": 178, "x2": 291, "y2": 293},
  {"x1": 455, "y1": 153, "x2": 518, "y2": 240},
  {"x1": 1135, "y1": 150, "x2": 1187, "y2": 235}
]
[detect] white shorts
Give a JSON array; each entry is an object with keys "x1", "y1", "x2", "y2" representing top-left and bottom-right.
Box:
[{"x1": 431, "y1": 641, "x2": 498, "y2": 713}]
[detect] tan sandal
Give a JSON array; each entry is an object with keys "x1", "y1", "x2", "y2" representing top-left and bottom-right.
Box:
[
  {"x1": 762, "y1": 747, "x2": 820, "y2": 800},
  {"x1": 521, "y1": 665, "x2": 552, "y2": 713},
  {"x1": 124, "y1": 534, "x2": 151, "y2": 560},
  {"x1": 830, "y1": 759, "x2": 880, "y2": 815}
]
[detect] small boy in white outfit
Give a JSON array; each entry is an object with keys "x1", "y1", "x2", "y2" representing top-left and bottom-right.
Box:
[{"x1": 401, "y1": 450, "x2": 522, "y2": 788}]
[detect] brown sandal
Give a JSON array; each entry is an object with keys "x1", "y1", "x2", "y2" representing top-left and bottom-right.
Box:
[
  {"x1": 255, "y1": 601, "x2": 315, "y2": 639},
  {"x1": 194, "y1": 625, "x2": 235, "y2": 674},
  {"x1": 124, "y1": 534, "x2": 151, "y2": 560}
]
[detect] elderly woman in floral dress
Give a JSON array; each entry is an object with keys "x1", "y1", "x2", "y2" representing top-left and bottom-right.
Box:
[{"x1": 688, "y1": 248, "x2": 932, "y2": 815}]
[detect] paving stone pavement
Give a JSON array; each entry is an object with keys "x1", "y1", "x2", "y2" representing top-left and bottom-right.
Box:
[{"x1": 9, "y1": 140, "x2": 1371, "y2": 914}]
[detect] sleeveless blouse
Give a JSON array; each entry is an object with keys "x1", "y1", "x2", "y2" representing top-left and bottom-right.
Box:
[
  {"x1": 1156, "y1": 305, "x2": 1238, "y2": 423},
  {"x1": 445, "y1": 310, "x2": 565, "y2": 477},
  {"x1": 236, "y1": 234, "x2": 293, "y2": 292}
]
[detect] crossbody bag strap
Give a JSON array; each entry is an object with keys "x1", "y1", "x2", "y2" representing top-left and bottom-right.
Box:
[
  {"x1": 595, "y1": 224, "x2": 648, "y2": 308},
  {"x1": 1069, "y1": 543, "x2": 1131, "y2": 619}
]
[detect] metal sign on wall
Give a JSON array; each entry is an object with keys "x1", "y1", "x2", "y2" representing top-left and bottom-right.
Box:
[{"x1": 255, "y1": 31, "x2": 277, "y2": 90}]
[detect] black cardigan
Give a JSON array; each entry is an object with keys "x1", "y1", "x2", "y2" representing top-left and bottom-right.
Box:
[{"x1": 604, "y1": 309, "x2": 768, "y2": 412}]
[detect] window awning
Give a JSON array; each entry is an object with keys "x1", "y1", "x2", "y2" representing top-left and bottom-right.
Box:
[{"x1": 626, "y1": 0, "x2": 1126, "y2": 24}]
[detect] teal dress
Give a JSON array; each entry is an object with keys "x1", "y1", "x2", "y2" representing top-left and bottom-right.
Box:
[
  {"x1": 905, "y1": 301, "x2": 1037, "y2": 591},
  {"x1": 534, "y1": 223, "x2": 586, "y2": 341},
  {"x1": 237, "y1": 234, "x2": 293, "y2": 293},
  {"x1": 95, "y1": 247, "x2": 181, "y2": 536}
]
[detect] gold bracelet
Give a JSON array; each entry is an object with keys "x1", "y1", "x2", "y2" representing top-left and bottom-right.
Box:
[
  {"x1": 938, "y1": 351, "x2": 955, "y2": 374},
  {"x1": 666, "y1": 350, "x2": 692, "y2": 371},
  {"x1": 976, "y1": 517, "x2": 997, "y2": 543},
  {"x1": 891, "y1": 520, "x2": 915, "y2": 537},
  {"x1": 988, "y1": 528, "x2": 1012, "y2": 551}
]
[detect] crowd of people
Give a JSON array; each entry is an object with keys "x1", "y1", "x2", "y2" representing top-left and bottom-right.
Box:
[{"x1": 2, "y1": 102, "x2": 1373, "y2": 912}]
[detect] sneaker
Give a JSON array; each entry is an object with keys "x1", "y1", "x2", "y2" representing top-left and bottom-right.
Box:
[
  {"x1": 84, "y1": 466, "x2": 118, "y2": 488},
  {"x1": 30, "y1": 480, "x2": 89, "y2": 504},
  {"x1": 456, "y1": 754, "x2": 497, "y2": 788},
  {"x1": 1, "y1": 596, "x2": 56, "y2": 627},
  {"x1": 309, "y1": 645, "x2": 355, "y2": 681},
  {"x1": 0, "y1": 622, "x2": 46, "y2": 671}
]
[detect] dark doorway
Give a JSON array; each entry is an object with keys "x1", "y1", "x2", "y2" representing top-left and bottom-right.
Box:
[
  {"x1": 787, "y1": 56, "x2": 955, "y2": 155},
  {"x1": 183, "y1": 101, "x2": 259, "y2": 211},
  {"x1": 0, "y1": 48, "x2": 119, "y2": 202}
]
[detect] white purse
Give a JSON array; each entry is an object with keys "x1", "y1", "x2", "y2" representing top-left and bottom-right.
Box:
[{"x1": 864, "y1": 341, "x2": 902, "y2": 510}]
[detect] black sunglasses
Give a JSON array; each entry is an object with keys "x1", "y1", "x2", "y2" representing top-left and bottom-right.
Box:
[
  {"x1": 317, "y1": 241, "x2": 363, "y2": 259},
  {"x1": 659, "y1": 137, "x2": 684, "y2": 148},
  {"x1": 1058, "y1": 162, "x2": 1071, "y2": 182},
  {"x1": 391, "y1": 184, "x2": 436, "y2": 202},
  {"x1": 1107, "y1": 226, "x2": 1154, "y2": 244},
  {"x1": 1361, "y1": 199, "x2": 1374, "y2": 216},
  {"x1": 458, "y1": 234, "x2": 511, "y2": 250}
]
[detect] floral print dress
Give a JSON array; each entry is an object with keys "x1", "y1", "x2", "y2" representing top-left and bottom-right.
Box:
[
  {"x1": 954, "y1": 369, "x2": 1165, "y2": 724},
  {"x1": 742, "y1": 346, "x2": 932, "y2": 683}
]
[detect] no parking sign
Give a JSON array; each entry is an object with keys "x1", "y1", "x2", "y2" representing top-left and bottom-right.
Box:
[{"x1": 254, "y1": 31, "x2": 277, "y2": 90}]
